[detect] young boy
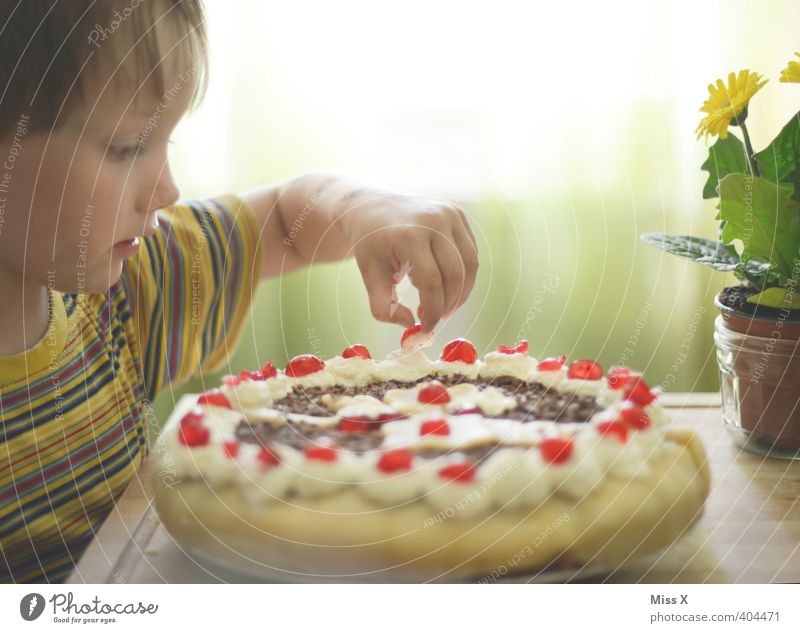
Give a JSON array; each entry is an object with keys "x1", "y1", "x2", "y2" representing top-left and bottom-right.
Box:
[{"x1": 0, "y1": 1, "x2": 478, "y2": 582}]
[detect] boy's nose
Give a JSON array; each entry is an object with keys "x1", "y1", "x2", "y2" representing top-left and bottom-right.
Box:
[{"x1": 150, "y1": 166, "x2": 180, "y2": 212}]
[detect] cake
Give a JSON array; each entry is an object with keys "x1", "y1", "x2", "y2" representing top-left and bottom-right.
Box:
[{"x1": 154, "y1": 328, "x2": 710, "y2": 582}]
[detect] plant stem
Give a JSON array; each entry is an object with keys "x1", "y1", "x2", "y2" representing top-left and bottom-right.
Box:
[{"x1": 739, "y1": 121, "x2": 760, "y2": 178}]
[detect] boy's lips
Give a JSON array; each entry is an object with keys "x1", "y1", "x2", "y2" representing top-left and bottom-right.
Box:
[
  {"x1": 112, "y1": 221, "x2": 157, "y2": 257},
  {"x1": 114, "y1": 236, "x2": 140, "y2": 247},
  {"x1": 112, "y1": 236, "x2": 141, "y2": 257}
]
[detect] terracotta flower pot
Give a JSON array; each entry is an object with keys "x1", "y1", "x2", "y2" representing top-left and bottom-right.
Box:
[{"x1": 714, "y1": 292, "x2": 800, "y2": 459}]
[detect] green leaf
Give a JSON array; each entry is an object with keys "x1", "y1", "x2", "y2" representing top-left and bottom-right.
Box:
[
  {"x1": 718, "y1": 174, "x2": 800, "y2": 285},
  {"x1": 701, "y1": 135, "x2": 750, "y2": 199},
  {"x1": 740, "y1": 258, "x2": 780, "y2": 279},
  {"x1": 640, "y1": 233, "x2": 740, "y2": 270},
  {"x1": 734, "y1": 258, "x2": 784, "y2": 289},
  {"x1": 746, "y1": 287, "x2": 800, "y2": 309},
  {"x1": 754, "y1": 111, "x2": 800, "y2": 201}
]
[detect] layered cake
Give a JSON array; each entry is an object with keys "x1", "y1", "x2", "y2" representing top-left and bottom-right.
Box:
[{"x1": 154, "y1": 327, "x2": 710, "y2": 581}]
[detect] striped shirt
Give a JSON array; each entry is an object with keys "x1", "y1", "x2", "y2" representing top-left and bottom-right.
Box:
[{"x1": 0, "y1": 195, "x2": 262, "y2": 582}]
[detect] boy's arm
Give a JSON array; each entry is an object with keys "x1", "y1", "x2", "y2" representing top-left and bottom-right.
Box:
[
  {"x1": 242, "y1": 173, "x2": 478, "y2": 333},
  {"x1": 242, "y1": 175, "x2": 357, "y2": 277}
]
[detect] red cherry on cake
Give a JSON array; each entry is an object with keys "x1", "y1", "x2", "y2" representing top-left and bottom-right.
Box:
[
  {"x1": 607, "y1": 367, "x2": 631, "y2": 389},
  {"x1": 342, "y1": 344, "x2": 372, "y2": 360},
  {"x1": 257, "y1": 445, "x2": 281, "y2": 467},
  {"x1": 259, "y1": 360, "x2": 278, "y2": 379},
  {"x1": 567, "y1": 359, "x2": 604, "y2": 381},
  {"x1": 596, "y1": 420, "x2": 628, "y2": 443},
  {"x1": 537, "y1": 355, "x2": 567, "y2": 371},
  {"x1": 617, "y1": 403, "x2": 651, "y2": 430},
  {"x1": 223, "y1": 360, "x2": 278, "y2": 385},
  {"x1": 418, "y1": 382, "x2": 451, "y2": 404},
  {"x1": 241, "y1": 362, "x2": 279, "y2": 381},
  {"x1": 624, "y1": 378, "x2": 657, "y2": 407},
  {"x1": 338, "y1": 416, "x2": 377, "y2": 433},
  {"x1": 607, "y1": 366, "x2": 634, "y2": 390},
  {"x1": 440, "y1": 338, "x2": 478, "y2": 364},
  {"x1": 377, "y1": 449, "x2": 414, "y2": 473},
  {"x1": 420, "y1": 419, "x2": 451, "y2": 436},
  {"x1": 304, "y1": 443, "x2": 338, "y2": 462},
  {"x1": 400, "y1": 323, "x2": 422, "y2": 347},
  {"x1": 539, "y1": 436, "x2": 573, "y2": 464},
  {"x1": 377, "y1": 412, "x2": 406, "y2": 423},
  {"x1": 438, "y1": 462, "x2": 476, "y2": 483},
  {"x1": 285, "y1": 354, "x2": 325, "y2": 377},
  {"x1": 497, "y1": 339, "x2": 529, "y2": 355},
  {"x1": 196, "y1": 389, "x2": 232, "y2": 409},
  {"x1": 178, "y1": 409, "x2": 210, "y2": 447},
  {"x1": 223, "y1": 440, "x2": 240, "y2": 458},
  {"x1": 222, "y1": 374, "x2": 242, "y2": 387}
]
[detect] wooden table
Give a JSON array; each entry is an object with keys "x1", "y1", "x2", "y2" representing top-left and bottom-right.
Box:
[{"x1": 67, "y1": 393, "x2": 800, "y2": 583}]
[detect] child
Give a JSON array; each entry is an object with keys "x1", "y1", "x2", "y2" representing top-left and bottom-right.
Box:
[{"x1": 0, "y1": 0, "x2": 478, "y2": 582}]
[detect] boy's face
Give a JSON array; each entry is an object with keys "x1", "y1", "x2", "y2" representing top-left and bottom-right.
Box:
[{"x1": 0, "y1": 65, "x2": 193, "y2": 294}]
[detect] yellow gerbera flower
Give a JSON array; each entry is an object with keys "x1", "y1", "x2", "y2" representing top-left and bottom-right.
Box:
[
  {"x1": 695, "y1": 69, "x2": 767, "y2": 141},
  {"x1": 779, "y1": 52, "x2": 800, "y2": 83}
]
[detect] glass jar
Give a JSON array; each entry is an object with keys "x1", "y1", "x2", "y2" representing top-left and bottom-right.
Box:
[{"x1": 714, "y1": 309, "x2": 800, "y2": 460}]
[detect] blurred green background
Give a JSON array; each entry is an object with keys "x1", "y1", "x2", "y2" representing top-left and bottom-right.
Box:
[{"x1": 152, "y1": 0, "x2": 800, "y2": 426}]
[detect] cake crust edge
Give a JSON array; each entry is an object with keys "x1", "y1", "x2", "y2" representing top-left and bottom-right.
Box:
[{"x1": 153, "y1": 427, "x2": 709, "y2": 582}]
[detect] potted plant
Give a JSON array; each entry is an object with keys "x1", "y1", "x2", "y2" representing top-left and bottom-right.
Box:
[{"x1": 642, "y1": 56, "x2": 800, "y2": 460}]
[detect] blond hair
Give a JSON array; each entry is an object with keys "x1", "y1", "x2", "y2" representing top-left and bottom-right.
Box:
[{"x1": 0, "y1": 0, "x2": 208, "y2": 135}]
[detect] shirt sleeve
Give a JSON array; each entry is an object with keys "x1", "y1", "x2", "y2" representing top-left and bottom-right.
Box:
[{"x1": 119, "y1": 194, "x2": 263, "y2": 401}]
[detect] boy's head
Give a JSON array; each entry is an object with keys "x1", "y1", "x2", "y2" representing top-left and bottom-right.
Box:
[{"x1": 0, "y1": 0, "x2": 207, "y2": 294}]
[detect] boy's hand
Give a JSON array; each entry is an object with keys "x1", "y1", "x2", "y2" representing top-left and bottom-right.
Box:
[
  {"x1": 247, "y1": 175, "x2": 479, "y2": 334},
  {"x1": 340, "y1": 190, "x2": 478, "y2": 333}
]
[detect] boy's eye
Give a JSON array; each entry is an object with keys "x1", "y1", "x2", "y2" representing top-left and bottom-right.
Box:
[{"x1": 107, "y1": 142, "x2": 143, "y2": 161}]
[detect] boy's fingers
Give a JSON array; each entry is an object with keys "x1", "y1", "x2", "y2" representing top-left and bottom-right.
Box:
[
  {"x1": 357, "y1": 256, "x2": 416, "y2": 327},
  {"x1": 451, "y1": 223, "x2": 479, "y2": 312},
  {"x1": 405, "y1": 244, "x2": 445, "y2": 333},
  {"x1": 431, "y1": 233, "x2": 467, "y2": 318},
  {"x1": 454, "y1": 205, "x2": 478, "y2": 251},
  {"x1": 389, "y1": 303, "x2": 416, "y2": 328}
]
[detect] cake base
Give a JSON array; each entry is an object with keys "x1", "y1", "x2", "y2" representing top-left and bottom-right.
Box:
[{"x1": 155, "y1": 428, "x2": 709, "y2": 582}]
